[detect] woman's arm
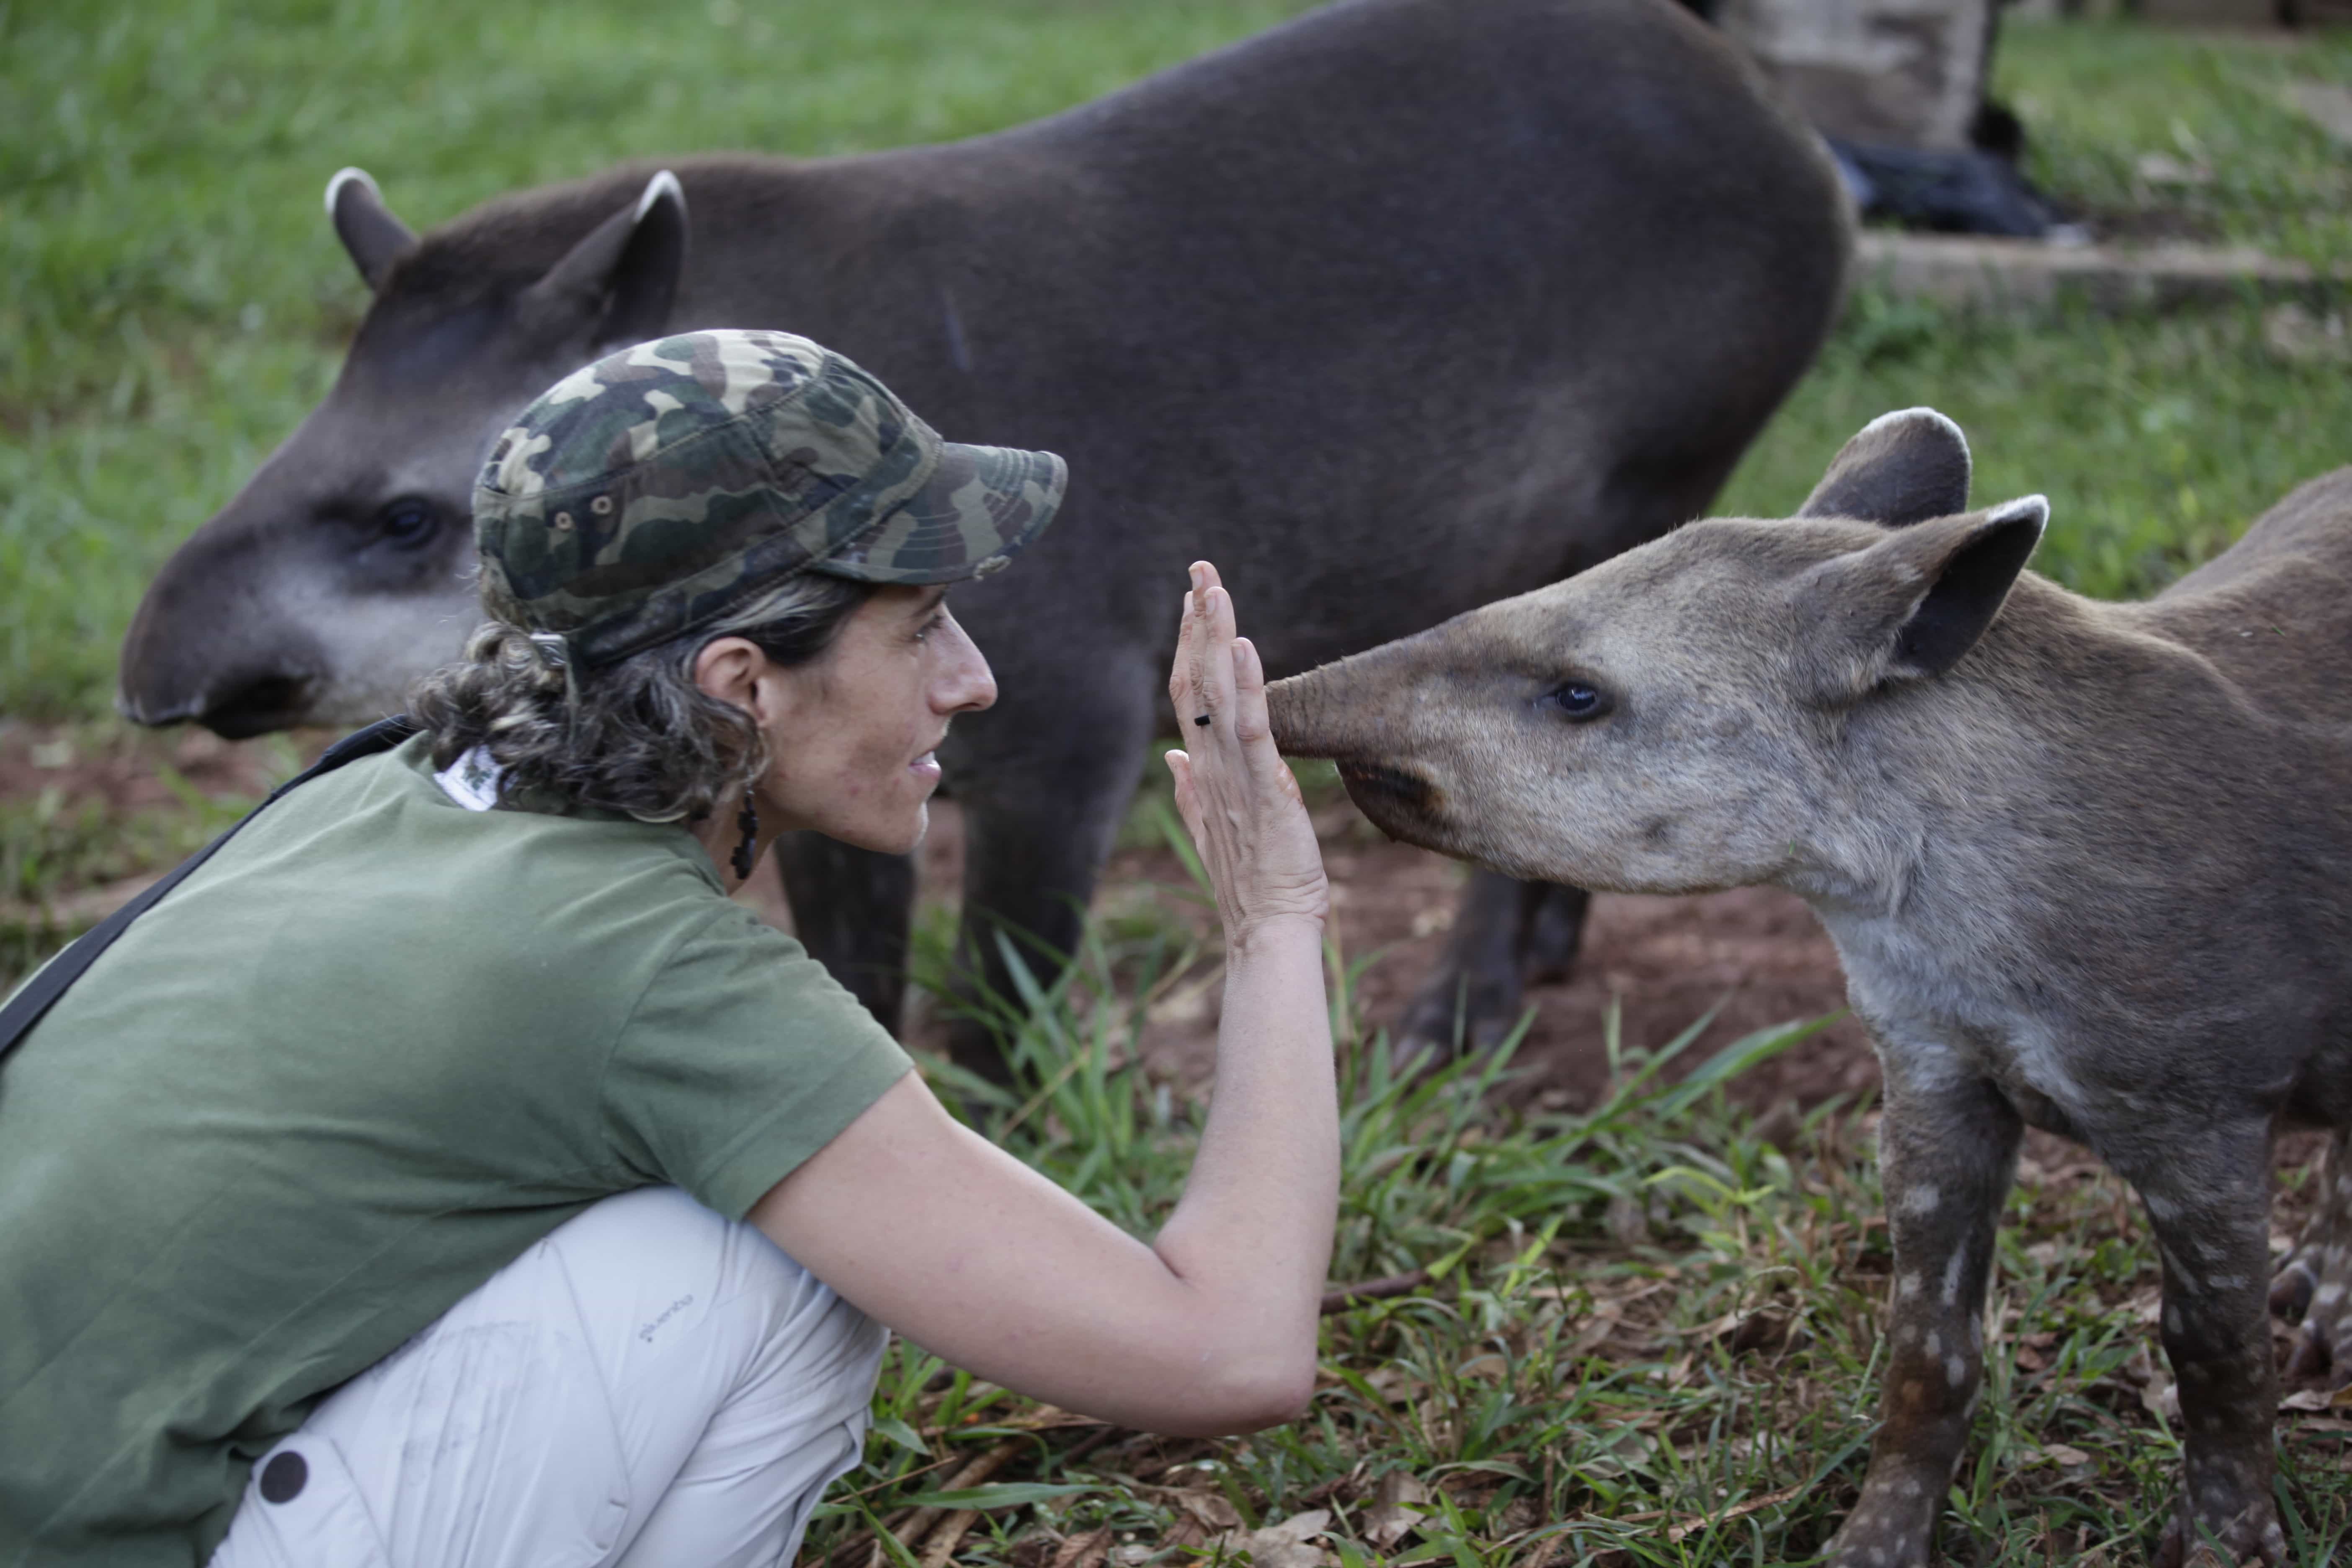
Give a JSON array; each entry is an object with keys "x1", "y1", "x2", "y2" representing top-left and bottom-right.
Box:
[{"x1": 750, "y1": 563, "x2": 1336, "y2": 1436}]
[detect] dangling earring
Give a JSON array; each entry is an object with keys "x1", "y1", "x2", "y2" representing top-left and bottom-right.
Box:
[{"x1": 730, "y1": 794, "x2": 760, "y2": 880}]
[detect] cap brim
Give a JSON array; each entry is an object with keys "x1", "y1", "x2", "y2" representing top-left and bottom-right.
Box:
[{"x1": 812, "y1": 441, "x2": 1067, "y2": 585}]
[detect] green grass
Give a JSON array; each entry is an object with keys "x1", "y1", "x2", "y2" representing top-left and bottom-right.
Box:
[
  {"x1": 1993, "y1": 18, "x2": 2352, "y2": 267},
  {"x1": 794, "y1": 915, "x2": 2352, "y2": 1567}
]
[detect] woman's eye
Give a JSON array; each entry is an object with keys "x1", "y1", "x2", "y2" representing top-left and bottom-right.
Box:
[
  {"x1": 1546, "y1": 682, "x2": 1609, "y2": 721},
  {"x1": 375, "y1": 498, "x2": 439, "y2": 549}
]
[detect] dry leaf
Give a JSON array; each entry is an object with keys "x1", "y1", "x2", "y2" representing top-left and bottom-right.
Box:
[
  {"x1": 1212, "y1": 1509, "x2": 1333, "y2": 1568},
  {"x1": 1174, "y1": 1491, "x2": 1243, "y2": 1533},
  {"x1": 1047, "y1": 1527, "x2": 1112, "y2": 1568},
  {"x1": 1363, "y1": 1473, "x2": 1431, "y2": 1547},
  {"x1": 2278, "y1": 1387, "x2": 2352, "y2": 1413}
]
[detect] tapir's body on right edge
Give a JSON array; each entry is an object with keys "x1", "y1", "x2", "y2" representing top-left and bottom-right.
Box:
[{"x1": 1267, "y1": 410, "x2": 2352, "y2": 1567}]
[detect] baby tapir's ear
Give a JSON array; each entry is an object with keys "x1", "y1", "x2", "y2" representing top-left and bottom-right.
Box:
[
  {"x1": 1798, "y1": 407, "x2": 1972, "y2": 527},
  {"x1": 1796, "y1": 494, "x2": 2049, "y2": 696}
]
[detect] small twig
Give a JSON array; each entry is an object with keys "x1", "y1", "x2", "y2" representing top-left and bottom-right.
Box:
[
  {"x1": 1663, "y1": 1481, "x2": 1808, "y2": 1543},
  {"x1": 1054, "y1": 1424, "x2": 1126, "y2": 1470},
  {"x1": 920, "y1": 1507, "x2": 980, "y2": 1568},
  {"x1": 1320, "y1": 1268, "x2": 1433, "y2": 1314}
]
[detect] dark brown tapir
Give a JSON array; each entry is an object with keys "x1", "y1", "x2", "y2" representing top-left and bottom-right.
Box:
[{"x1": 118, "y1": 0, "x2": 1849, "y2": 1077}]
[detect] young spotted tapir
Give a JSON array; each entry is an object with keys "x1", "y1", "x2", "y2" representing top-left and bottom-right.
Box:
[{"x1": 1266, "y1": 409, "x2": 2352, "y2": 1566}]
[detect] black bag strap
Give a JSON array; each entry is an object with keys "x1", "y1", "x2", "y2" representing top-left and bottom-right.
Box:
[{"x1": 0, "y1": 715, "x2": 421, "y2": 1065}]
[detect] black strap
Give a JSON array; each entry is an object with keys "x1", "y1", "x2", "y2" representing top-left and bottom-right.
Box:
[{"x1": 0, "y1": 715, "x2": 421, "y2": 1064}]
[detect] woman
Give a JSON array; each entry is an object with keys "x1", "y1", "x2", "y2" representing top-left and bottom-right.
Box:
[{"x1": 0, "y1": 330, "x2": 1337, "y2": 1567}]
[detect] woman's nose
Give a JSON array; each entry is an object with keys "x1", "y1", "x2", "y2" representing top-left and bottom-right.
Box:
[{"x1": 937, "y1": 618, "x2": 997, "y2": 714}]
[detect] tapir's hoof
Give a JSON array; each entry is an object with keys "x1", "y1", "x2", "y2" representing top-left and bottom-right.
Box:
[{"x1": 2153, "y1": 1505, "x2": 2288, "y2": 1568}]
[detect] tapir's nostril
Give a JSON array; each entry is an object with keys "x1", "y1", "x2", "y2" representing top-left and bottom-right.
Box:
[{"x1": 199, "y1": 675, "x2": 314, "y2": 740}]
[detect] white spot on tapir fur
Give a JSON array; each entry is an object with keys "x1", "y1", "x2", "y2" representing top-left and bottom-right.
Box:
[
  {"x1": 1946, "y1": 1354, "x2": 1968, "y2": 1387},
  {"x1": 1924, "y1": 1329, "x2": 1941, "y2": 1359},
  {"x1": 1900, "y1": 1184, "x2": 1941, "y2": 1217},
  {"x1": 1899, "y1": 1273, "x2": 1924, "y2": 1300},
  {"x1": 2165, "y1": 1303, "x2": 2184, "y2": 1336},
  {"x1": 1941, "y1": 1251, "x2": 1965, "y2": 1307},
  {"x1": 2161, "y1": 1246, "x2": 2199, "y2": 1291},
  {"x1": 2143, "y1": 1190, "x2": 2181, "y2": 1222}
]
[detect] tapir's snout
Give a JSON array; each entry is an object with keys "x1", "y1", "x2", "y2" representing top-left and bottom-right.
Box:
[
  {"x1": 1269, "y1": 644, "x2": 1456, "y2": 850},
  {"x1": 117, "y1": 523, "x2": 330, "y2": 736},
  {"x1": 118, "y1": 603, "x2": 325, "y2": 737}
]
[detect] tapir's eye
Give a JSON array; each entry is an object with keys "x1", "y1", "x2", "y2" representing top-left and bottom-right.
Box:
[
  {"x1": 1544, "y1": 681, "x2": 1611, "y2": 722},
  {"x1": 375, "y1": 498, "x2": 440, "y2": 549}
]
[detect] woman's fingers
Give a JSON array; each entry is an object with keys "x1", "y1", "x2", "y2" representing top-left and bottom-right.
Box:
[{"x1": 1163, "y1": 560, "x2": 1329, "y2": 939}]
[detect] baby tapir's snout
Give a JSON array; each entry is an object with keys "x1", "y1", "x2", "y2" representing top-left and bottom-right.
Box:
[{"x1": 1268, "y1": 619, "x2": 1506, "y2": 863}]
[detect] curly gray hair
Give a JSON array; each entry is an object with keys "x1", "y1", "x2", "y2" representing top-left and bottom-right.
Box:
[{"x1": 410, "y1": 572, "x2": 873, "y2": 824}]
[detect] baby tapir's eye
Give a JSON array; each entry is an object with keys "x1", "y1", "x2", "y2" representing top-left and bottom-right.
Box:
[
  {"x1": 374, "y1": 497, "x2": 441, "y2": 549},
  {"x1": 1544, "y1": 681, "x2": 1610, "y2": 722}
]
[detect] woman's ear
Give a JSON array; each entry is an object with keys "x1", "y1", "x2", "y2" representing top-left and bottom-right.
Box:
[{"x1": 693, "y1": 636, "x2": 769, "y2": 714}]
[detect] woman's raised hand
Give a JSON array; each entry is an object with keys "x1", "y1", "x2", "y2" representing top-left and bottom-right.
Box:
[{"x1": 1164, "y1": 562, "x2": 1330, "y2": 948}]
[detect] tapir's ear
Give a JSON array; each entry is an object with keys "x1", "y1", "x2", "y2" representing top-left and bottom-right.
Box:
[
  {"x1": 1797, "y1": 407, "x2": 1972, "y2": 527},
  {"x1": 325, "y1": 168, "x2": 418, "y2": 292},
  {"x1": 1796, "y1": 494, "x2": 2048, "y2": 695},
  {"x1": 519, "y1": 170, "x2": 689, "y2": 353}
]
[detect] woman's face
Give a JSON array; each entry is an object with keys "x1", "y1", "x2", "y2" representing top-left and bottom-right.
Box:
[{"x1": 736, "y1": 585, "x2": 996, "y2": 856}]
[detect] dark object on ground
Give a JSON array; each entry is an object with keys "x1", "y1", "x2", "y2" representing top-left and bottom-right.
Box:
[
  {"x1": 1267, "y1": 413, "x2": 2352, "y2": 1568},
  {"x1": 1829, "y1": 138, "x2": 2058, "y2": 238},
  {"x1": 116, "y1": 0, "x2": 1849, "y2": 1080}
]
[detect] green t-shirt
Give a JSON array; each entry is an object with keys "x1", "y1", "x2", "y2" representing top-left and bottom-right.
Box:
[{"x1": 0, "y1": 734, "x2": 911, "y2": 1565}]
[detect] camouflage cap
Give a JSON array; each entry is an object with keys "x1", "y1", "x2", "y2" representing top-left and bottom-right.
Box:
[{"x1": 473, "y1": 329, "x2": 1067, "y2": 668}]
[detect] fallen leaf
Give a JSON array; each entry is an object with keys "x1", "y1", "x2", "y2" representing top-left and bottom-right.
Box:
[
  {"x1": 1363, "y1": 1472, "x2": 1431, "y2": 1547},
  {"x1": 1212, "y1": 1510, "x2": 1333, "y2": 1568},
  {"x1": 1047, "y1": 1527, "x2": 1112, "y2": 1568},
  {"x1": 1173, "y1": 1491, "x2": 1243, "y2": 1533}
]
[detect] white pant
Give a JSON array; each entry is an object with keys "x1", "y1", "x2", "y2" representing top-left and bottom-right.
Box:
[{"x1": 211, "y1": 1187, "x2": 887, "y2": 1568}]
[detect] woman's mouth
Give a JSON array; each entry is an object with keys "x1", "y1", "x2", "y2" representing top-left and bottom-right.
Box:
[{"x1": 910, "y1": 750, "x2": 941, "y2": 783}]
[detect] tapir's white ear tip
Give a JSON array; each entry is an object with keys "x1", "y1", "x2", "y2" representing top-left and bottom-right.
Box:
[
  {"x1": 324, "y1": 166, "x2": 378, "y2": 217},
  {"x1": 1988, "y1": 493, "x2": 2050, "y2": 531},
  {"x1": 635, "y1": 169, "x2": 685, "y2": 222},
  {"x1": 1862, "y1": 405, "x2": 1967, "y2": 446}
]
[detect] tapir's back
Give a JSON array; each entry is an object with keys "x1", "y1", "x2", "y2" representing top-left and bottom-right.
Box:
[{"x1": 2135, "y1": 466, "x2": 2352, "y2": 727}]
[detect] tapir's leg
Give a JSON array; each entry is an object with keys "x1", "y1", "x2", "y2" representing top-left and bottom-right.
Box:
[
  {"x1": 771, "y1": 832, "x2": 918, "y2": 1033},
  {"x1": 1394, "y1": 875, "x2": 1590, "y2": 1060},
  {"x1": 1825, "y1": 1071, "x2": 2020, "y2": 1568},
  {"x1": 2272, "y1": 1125, "x2": 2352, "y2": 1387},
  {"x1": 2120, "y1": 1125, "x2": 2289, "y2": 1568},
  {"x1": 944, "y1": 674, "x2": 1158, "y2": 1084}
]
